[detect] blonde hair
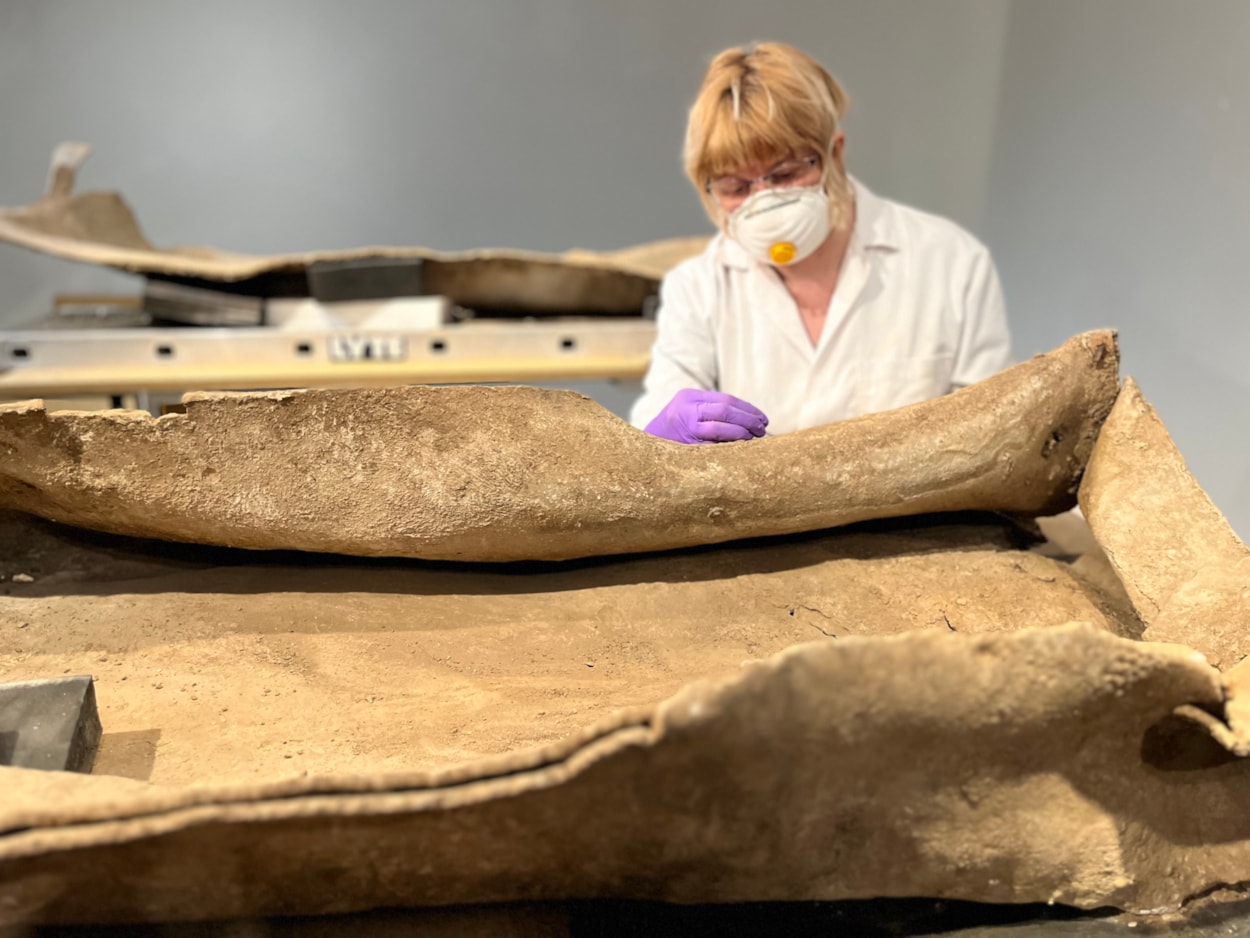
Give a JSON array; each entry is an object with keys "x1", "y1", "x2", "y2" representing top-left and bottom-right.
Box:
[{"x1": 684, "y1": 42, "x2": 854, "y2": 229}]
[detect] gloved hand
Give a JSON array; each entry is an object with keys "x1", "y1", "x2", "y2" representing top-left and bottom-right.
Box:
[{"x1": 644, "y1": 389, "x2": 769, "y2": 444}]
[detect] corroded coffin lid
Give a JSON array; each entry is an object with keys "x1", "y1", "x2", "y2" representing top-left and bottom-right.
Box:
[
  {"x1": 4, "y1": 152, "x2": 1250, "y2": 926},
  {"x1": 0, "y1": 143, "x2": 709, "y2": 313},
  {"x1": 0, "y1": 621, "x2": 1248, "y2": 925},
  {"x1": 0, "y1": 331, "x2": 1118, "y2": 562}
]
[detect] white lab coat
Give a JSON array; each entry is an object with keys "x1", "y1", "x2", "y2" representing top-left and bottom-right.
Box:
[{"x1": 629, "y1": 178, "x2": 1013, "y2": 436}]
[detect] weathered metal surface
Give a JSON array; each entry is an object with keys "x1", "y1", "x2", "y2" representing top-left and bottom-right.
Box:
[{"x1": 0, "y1": 332, "x2": 1118, "y2": 562}]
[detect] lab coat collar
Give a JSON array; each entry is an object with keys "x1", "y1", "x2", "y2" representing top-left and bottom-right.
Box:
[{"x1": 712, "y1": 175, "x2": 898, "y2": 270}]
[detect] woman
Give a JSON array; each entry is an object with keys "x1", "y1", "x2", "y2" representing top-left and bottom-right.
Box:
[{"x1": 630, "y1": 42, "x2": 1012, "y2": 443}]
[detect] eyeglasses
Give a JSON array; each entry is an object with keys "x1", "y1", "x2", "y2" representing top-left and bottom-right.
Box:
[{"x1": 705, "y1": 155, "x2": 821, "y2": 200}]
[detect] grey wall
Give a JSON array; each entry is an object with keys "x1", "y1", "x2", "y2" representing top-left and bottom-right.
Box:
[
  {"x1": 0, "y1": 0, "x2": 1008, "y2": 320},
  {"x1": 981, "y1": 0, "x2": 1250, "y2": 537},
  {"x1": 2, "y1": 1, "x2": 1248, "y2": 534}
]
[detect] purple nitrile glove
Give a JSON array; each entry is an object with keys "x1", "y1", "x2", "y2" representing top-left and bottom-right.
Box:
[{"x1": 644, "y1": 389, "x2": 769, "y2": 444}]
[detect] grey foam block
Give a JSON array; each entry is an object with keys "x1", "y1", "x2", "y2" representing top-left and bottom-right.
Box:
[
  {"x1": 0, "y1": 675, "x2": 102, "y2": 773},
  {"x1": 307, "y1": 257, "x2": 426, "y2": 302}
]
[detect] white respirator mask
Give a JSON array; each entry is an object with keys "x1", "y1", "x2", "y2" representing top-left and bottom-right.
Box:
[{"x1": 726, "y1": 186, "x2": 833, "y2": 267}]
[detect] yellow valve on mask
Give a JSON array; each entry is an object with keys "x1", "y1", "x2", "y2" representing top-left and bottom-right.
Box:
[{"x1": 769, "y1": 241, "x2": 798, "y2": 265}]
